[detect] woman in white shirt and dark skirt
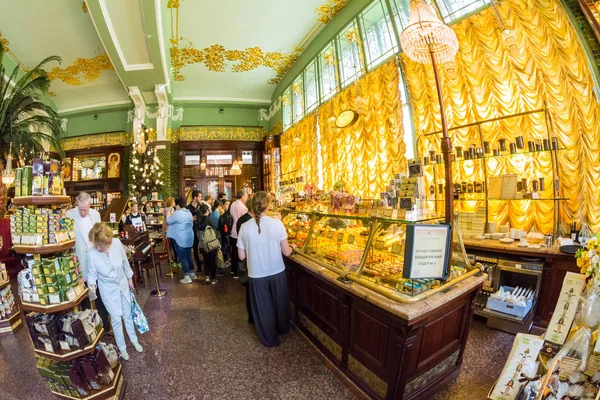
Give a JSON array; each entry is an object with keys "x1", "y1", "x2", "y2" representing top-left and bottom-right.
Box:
[
  {"x1": 87, "y1": 222, "x2": 144, "y2": 360},
  {"x1": 237, "y1": 192, "x2": 293, "y2": 347}
]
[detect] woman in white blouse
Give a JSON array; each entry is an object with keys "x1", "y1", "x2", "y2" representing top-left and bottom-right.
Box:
[{"x1": 87, "y1": 222, "x2": 144, "y2": 360}]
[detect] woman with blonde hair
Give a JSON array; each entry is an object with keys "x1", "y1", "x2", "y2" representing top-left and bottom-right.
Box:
[
  {"x1": 237, "y1": 191, "x2": 293, "y2": 347},
  {"x1": 87, "y1": 222, "x2": 144, "y2": 360}
]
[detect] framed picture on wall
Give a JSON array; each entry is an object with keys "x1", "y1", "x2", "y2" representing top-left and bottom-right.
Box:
[
  {"x1": 107, "y1": 153, "x2": 121, "y2": 178},
  {"x1": 61, "y1": 158, "x2": 72, "y2": 181}
]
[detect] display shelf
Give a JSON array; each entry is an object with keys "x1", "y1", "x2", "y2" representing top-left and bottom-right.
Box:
[
  {"x1": 0, "y1": 307, "x2": 23, "y2": 336},
  {"x1": 51, "y1": 364, "x2": 126, "y2": 400},
  {"x1": 13, "y1": 195, "x2": 72, "y2": 206},
  {"x1": 13, "y1": 239, "x2": 76, "y2": 255},
  {"x1": 423, "y1": 147, "x2": 567, "y2": 167},
  {"x1": 33, "y1": 328, "x2": 104, "y2": 361},
  {"x1": 21, "y1": 287, "x2": 88, "y2": 313}
]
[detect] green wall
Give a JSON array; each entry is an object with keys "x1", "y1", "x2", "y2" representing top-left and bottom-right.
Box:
[{"x1": 64, "y1": 109, "x2": 130, "y2": 137}]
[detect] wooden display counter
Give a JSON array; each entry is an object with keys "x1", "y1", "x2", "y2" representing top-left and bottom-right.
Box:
[
  {"x1": 285, "y1": 254, "x2": 486, "y2": 400},
  {"x1": 462, "y1": 238, "x2": 579, "y2": 329}
]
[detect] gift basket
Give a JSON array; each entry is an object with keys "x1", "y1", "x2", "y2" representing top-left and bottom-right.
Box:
[{"x1": 489, "y1": 235, "x2": 600, "y2": 400}]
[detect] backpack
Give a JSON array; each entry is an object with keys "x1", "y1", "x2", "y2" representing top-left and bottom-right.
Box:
[
  {"x1": 219, "y1": 212, "x2": 232, "y2": 236},
  {"x1": 199, "y1": 225, "x2": 221, "y2": 253}
]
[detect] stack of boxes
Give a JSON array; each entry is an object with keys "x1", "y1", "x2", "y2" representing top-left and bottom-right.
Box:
[
  {"x1": 457, "y1": 208, "x2": 486, "y2": 237},
  {"x1": 10, "y1": 206, "x2": 74, "y2": 246},
  {"x1": 15, "y1": 158, "x2": 63, "y2": 197},
  {"x1": 19, "y1": 255, "x2": 84, "y2": 306},
  {"x1": 36, "y1": 349, "x2": 116, "y2": 398}
]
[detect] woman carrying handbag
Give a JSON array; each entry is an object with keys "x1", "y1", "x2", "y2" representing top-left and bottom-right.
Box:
[
  {"x1": 197, "y1": 204, "x2": 221, "y2": 285},
  {"x1": 87, "y1": 222, "x2": 145, "y2": 360}
]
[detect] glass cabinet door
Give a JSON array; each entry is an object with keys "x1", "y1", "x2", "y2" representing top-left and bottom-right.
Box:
[{"x1": 304, "y1": 213, "x2": 373, "y2": 272}]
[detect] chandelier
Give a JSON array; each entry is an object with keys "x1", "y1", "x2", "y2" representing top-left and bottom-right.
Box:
[
  {"x1": 135, "y1": 125, "x2": 150, "y2": 155},
  {"x1": 399, "y1": 0, "x2": 458, "y2": 65},
  {"x1": 400, "y1": 0, "x2": 458, "y2": 224},
  {"x1": 2, "y1": 142, "x2": 15, "y2": 186}
]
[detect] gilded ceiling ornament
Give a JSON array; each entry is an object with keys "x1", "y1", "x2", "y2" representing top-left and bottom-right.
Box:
[
  {"x1": 344, "y1": 28, "x2": 361, "y2": 44},
  {"x1": 168, "y1": 0, "x2": 346, "y2": 84},
  {"x1": 48, "y1": 92, "x2": 56, "y2": 97},
  {"x1": 179, "y1": 126, "x2": 264, "y2": 142},
  {"x1": 47, "y1": 54, "x2": 113, "y2": 85},
  {"x1": 316, "y1": 0, "x2": 350, "y2": 24},
  {"x1": 0, "y1": 32, "x2": 8, "y2": 50},
  {"x1": 82, "y1": 1, "x2": 88, "y2": 13},
  {"x1": 62, "y1": 131, "x2": 130, "y2": 151}
]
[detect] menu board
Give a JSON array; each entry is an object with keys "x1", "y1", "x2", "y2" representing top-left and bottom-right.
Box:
[{"x1": 402, "y1": 224, "x2": 451, "y2": 279}]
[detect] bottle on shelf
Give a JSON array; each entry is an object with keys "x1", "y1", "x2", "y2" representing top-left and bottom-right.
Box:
[
  {"x1": 580, "y1": 222, "x2": 591, "y2": 246},
  {"x1": 570, "y1": 222, "x2": 580, "y2": 243}
]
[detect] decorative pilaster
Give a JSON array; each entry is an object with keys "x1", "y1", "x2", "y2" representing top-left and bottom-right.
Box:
[
  {"x1": 128, "y1": 86, "x2": 146, "y2": 144},
  {"x1": 155, "y1": 84, "x2": 169, "y2": 142}
]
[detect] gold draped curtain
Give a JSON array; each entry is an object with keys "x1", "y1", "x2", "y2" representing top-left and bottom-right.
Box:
[
  {"x1": 280, "y1": 113, "x2": 318, "y2": 186},
  {"x1": 403, "y1": 0, "x2": 600, "y2": 234},
  {"x1": 316, "y1": 58, "x2": 406, "y2": 197}
]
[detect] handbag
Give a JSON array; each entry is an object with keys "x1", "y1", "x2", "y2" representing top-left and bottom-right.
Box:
[
  {"x1": 199, "y1": 225, "x2": 221, "y2": 253},
  {"x1": 238, "y1": 260, "x2": 249, "y2": 284},
  {"x1": 216, "y1": 249, "x2": 224, "y2": 269},
  {"x1": 99, "y1": 342, "x2": 120, "y2": 368},
  {"x1": 130, "y1": 291, "x2": 149, "y2": 334}
]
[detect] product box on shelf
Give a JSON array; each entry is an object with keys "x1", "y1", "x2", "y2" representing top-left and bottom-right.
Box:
[{"x1": 18, "y1": 254, "x2": 83, "y2": 305}]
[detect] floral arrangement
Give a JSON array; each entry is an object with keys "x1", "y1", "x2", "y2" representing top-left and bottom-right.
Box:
[
  {"x1": 576, "y1": 236, "x2": 600, "y2": 285},
  {"x1": 124, "y1": 245, "x2": 136, "y2": 260}
]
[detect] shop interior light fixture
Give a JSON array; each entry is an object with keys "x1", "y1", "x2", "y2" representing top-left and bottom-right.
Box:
[
  {"x1": 400, "y1": 0, "x2": 458, "y2": 223},
  {"x1": 2, "y1": 142, "x2": 15, "y2": 186},
  {"x1": 230, "y1": 159, "x2": 242, "y2": 175},
  {"x1": 491, "y1": 0, "x2": 520, "y2": 57},
  {"x1": 237, "y1": 157, "x2": 243, "y2": 169},
  {"x1": 135, "y1": 125, "x2": 150, "y2": 155}
]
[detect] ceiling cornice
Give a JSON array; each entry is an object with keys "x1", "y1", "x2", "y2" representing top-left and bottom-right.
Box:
[
  {"x1": 174, "y1": 96, "x2": 271, "y2": 104},
  {"x1": 58, "y1": 99, "x2": 132, "y2": 115}
]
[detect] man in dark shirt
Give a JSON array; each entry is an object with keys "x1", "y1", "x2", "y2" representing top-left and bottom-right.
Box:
[{"x1": 187, "y1": 190, "x2": 203, "y2": 274}]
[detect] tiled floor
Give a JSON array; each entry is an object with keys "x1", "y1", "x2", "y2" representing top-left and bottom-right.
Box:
[{"x1": 0, "y1": 268, "x2": 515, "y2": 400}]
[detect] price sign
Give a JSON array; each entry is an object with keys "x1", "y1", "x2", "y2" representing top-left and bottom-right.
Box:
[
  {"x1": 337, "y1": 233, "x2": 344, "y2": 242},
  {"x1": 403, "y1": 224, "x2": 452, "y2": 279},
  {"x1": 392, "y1": 243, "x2": 403, "y2": 255},
  {"x1": 384, "y1": 209, "x2": 394, "y2": 218},
  {"x1": 327, "y1": 231, "x2": 334, "y2": 239},
  {"x1": 375, "y1": 240, "x2": 385, "y2": 250},
  {"x1": 347, "y1": 235, "x2": 355, "y2": 245}
]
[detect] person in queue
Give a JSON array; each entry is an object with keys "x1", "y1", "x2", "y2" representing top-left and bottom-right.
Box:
[
  {"x1": 235, "y1": 196, "x2": 254, "y2": 324},
  {"x1": 218, "y1": 200, "x2": 232, "y2": 268},
  {"x1": 237, "y1": 192, "x2": 293, "y2": 347},
  {"x1": 162, "y1": 197, "x2": 180, "y2": 269},
  {"x1": 167, "y1": 198, "x2": 196, "y2": 284},
  {"x1": 87, "y1": 222, "x2": 143, "y2": 360},
  {"x1": 187, "y1": 190, "x2": 203, "y2": 275},
  {"x1": 197, "y1": 203, "x2": 219, "y2": 285},
  {"x1": 66, "y1": 192, "x2": 110, "y2": 333},
  {"x1": 229, "y1": 190, "x2": 248, "y2": 279},
  {"x1": 209, "y1": 199, "x2": 221, "y2": 227}
]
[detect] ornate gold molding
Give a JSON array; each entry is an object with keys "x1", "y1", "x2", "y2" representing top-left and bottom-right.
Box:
[
  {"x1": 267, "y1": 122, "x2": 283, "y2": 137},
  {"x1": 317, "y1": 0, "x2": 350, "y2": 24},
  {"x1": 168, "y1": 0, "x2": 349, "y2": 84},
  {"x1": 82, "y1": 1, "x2": 88, "y2": 13},
  {"x1": 178, "y1": 126, "x2": 264, "y2": 142},
  {"x1": 62, "y1": 131, "x2": 131, "y2": 151},
  {"x1": 0, "y1": 31, "x2": 8, "y2": 51},
  {"x1": 48, "y1": 54, "x2": 113, "y2": 86}
]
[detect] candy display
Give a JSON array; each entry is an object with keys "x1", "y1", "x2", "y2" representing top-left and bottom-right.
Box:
[
  {"x1": 18, "y1": 254, "x2": 84, "y2": 305},
  {"x1": 0, "y1": 285, "x2": 16, "y2": 319},
  {"x1": 10, "y1": 206, "x2": 74, "y2": 246},
  {"x1": 26, "y1": 309, "x2": 102, "y2": 354},
  {"x1": 36, "y1": 349, "x2": 119, "y2": 397}
]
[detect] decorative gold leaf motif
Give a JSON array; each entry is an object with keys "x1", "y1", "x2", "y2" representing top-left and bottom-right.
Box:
[
  {"x1": 0, "y1": 31, "x2": 9, "y2": 50},
  {"x1": 62, "y1": 131, "x2": 130, "y2": 151},
  {"x1": 316, "y1": 0, "x2": 349, "y2": 24},
  {"x1": 169, "y1": 0, "x2": 347, "y2": 84},
  {"x1": 179, "y1": 126, "x2": 264, "y2": 142},
  {"x1": 47, "y1": 54, "x2": 113, "y2": 85},
  {"x1": 82, "y1": 1, "x2": 88, "y2": 13},
  {"x1": 48, "y1": 92, "x2": 56, "y2": 97}
]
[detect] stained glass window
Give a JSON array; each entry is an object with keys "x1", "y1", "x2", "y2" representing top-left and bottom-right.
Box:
[
  {"x1": 292, "y1": 75, "x2": 305, "y2": 123},
  {"x1": 337, "y1": 21, "x2": 364, "y2": 87},
  {"x1": 360, "y1": 0, "x2": 398, "y2": 69},
  {"x1": 319, "y1": 42, "x2": 338, "y2": 102},
  {"x1": 304, "y1": 60, "x2": 319, "y2": 112},
  {"x1": 282, "y1": 86, "x2": 292, "y2": 130},
  {"x1": 435, "y1": 0, "x2": 490, "y2": 23}
]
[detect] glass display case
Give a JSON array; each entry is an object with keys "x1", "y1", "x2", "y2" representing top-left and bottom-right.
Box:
[{"x1": 285, "y1": 211, "x2": 473, "y2": 298}]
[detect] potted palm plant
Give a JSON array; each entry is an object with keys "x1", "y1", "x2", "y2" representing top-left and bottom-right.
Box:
[{"x1": 0, "y1": 42, "x2": 64, "y2": 217}]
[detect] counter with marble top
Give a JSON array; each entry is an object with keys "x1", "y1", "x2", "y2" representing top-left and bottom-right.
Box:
[{"x1": 462, "y1": 237, "x2": 573, "y2": 258}]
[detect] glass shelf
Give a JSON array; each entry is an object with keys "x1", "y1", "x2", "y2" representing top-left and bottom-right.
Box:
[{"x1": 422, "y1": 147, "x2": 567, "y2": 166}]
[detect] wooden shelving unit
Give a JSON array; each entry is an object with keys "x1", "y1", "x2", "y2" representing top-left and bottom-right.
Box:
[
  {"x1": 0, "y1": 307, "x2": 22, "y2": 336},
  {"x1": 21, "y1": 287, "x2": 88, "y2": 313},
  {"x1": 13, "y1": 239, "x2": 76, "y2": 255},
  {"x1": 13, "y1": 195, "x2": 71, "y2": 206},
  {"x1": 33, "y1": 328, "x2": 104, "y2": 362},
  {"x1": 51, "y1": 364, "x2": 126, "y2": 400}
]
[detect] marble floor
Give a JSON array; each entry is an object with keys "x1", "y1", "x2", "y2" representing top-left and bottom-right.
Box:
[{"x1": 0, "y1": 267, "x2": 515, "y2": 400}]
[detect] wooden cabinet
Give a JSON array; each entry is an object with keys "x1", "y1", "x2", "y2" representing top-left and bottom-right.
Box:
[
  {"x1": 286, "y1": 256, "x2": 482, "y2": 400},
  {"x1": 535, "y1": 255, "x2": 580, "y2": 328}
]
